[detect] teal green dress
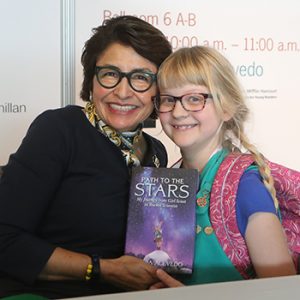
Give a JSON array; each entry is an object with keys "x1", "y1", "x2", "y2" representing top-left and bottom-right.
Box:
[{"x1": 182, "y1": 149, "x2": 243, "y2": 284}]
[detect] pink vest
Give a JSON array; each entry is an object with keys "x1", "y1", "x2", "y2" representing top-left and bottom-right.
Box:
[{"x1": 210, "y1": 153, "x2": 300, "y2": 278}]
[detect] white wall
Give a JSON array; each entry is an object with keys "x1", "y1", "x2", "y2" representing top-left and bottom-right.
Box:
[
  {"x1": 0, "y1": 0, "x2": 61, "y2": 165},
  {"x1": 1, "y1": 0, "x2": 299, "y2": 170}
]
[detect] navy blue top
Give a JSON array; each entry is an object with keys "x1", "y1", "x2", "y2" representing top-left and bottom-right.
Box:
[{"x1": 0, "y1": 105, "x2": 167, "y2": 298}]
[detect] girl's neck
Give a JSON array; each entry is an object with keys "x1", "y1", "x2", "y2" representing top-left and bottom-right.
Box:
[{"x1": 181, "y1": 145, "x2": 222, "y2": 173}]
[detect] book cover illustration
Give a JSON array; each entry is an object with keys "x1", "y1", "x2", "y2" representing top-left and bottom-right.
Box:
[{"x1": 125, "y1": 167, "x2": 199, "y2": 274}]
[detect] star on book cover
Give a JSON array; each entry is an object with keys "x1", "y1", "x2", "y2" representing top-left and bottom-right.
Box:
[{"x1": 125, "y1": 166, "x2": 199, "y2": 274}]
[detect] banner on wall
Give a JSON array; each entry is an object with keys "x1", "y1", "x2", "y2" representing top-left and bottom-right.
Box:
[
  {"x1": 75, "y1": 0, "x2": 300, "y2": 169},
  {"x1": 0, "y1": 0, "x2": 61, "y2": 165}
]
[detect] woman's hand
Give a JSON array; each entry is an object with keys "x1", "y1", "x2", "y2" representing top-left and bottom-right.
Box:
[
  {"x1": 101, "y1": 255, "x2": 160, "y2": 291},
  {"x1": 149, "y1": 269, "x2": 184, "y2": 289}
]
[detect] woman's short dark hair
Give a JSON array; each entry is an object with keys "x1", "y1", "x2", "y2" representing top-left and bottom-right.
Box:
[{"x1": 80, "y1": 15, "x2": 172, "y2": 104}]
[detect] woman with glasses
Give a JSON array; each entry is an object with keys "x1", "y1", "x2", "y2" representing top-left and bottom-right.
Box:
[
  {"x1": 150, "y1": 46, "x2": 296, "y2": 288},
  {"x1": 0, "y1": 16, "x2": 171, "y2": 298}
]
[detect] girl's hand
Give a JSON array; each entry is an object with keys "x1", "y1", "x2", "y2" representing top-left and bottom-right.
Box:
[{"x1": 149, "y1": 269, "x2": 184, "y2": 289}]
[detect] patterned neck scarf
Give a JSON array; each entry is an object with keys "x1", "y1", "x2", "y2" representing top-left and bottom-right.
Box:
[{"x1": 84, "y1": 102, "x2": 142, "y2": 168}]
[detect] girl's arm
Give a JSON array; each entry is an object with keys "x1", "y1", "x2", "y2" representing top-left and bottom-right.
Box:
[{"x1": 245, "y1": 212, "x2": 296, "y2": 277}]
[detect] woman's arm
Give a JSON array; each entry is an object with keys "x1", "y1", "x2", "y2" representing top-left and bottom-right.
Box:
[
  {"x1": 40, "y1": 247, "x2": 160, "y2": 290},
  {"x1": 245, "y1": 212, "x2": 296, "y2": 277}
]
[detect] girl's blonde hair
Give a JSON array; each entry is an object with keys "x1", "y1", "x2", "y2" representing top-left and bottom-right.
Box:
[{"x1": 158, "y1": 46, "x2": 278, "y2": 208}]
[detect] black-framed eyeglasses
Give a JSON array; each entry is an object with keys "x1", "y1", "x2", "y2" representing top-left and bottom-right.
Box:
[
  {"x1": 95, "y1": 65, "x2": 157, "y2": 92},
  {"x1": 152, "y1": 93, "x2": 213, "y2": 113}
]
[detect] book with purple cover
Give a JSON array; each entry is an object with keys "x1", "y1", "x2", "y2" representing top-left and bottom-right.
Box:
[{"x1": 125, "y1": 166, "x2": 199, "y2": 274}]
